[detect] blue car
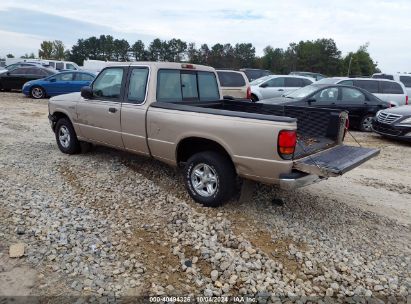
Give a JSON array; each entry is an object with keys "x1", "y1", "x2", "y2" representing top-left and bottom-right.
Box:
[{"x1": 22, "y1": 71, "x2": 96, "y2": 99}]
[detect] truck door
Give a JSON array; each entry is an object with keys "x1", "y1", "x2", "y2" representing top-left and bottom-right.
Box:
[
  {"x1": 120, "y1": 66, "x2": 151, "y2": 156},
  {"x1": 76, "y1": 67, "x2": 125, "y2": 148}
]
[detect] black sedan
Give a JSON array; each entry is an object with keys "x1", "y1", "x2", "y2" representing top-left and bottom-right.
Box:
[
  {"x1": 260, "y1": 84, "x2": 390, "y2": 131},
  {"x1": 0, "y1": 66, "x2": 56, "y2": 91},
  {"x1": 372, "y1": 106, "x2": 411, "y2": 142}
]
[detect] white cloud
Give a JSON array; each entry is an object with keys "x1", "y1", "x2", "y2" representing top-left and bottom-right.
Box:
[
  {"x1": 1, "y1": 0, "x2": 411, "y2": 72},
  {"x1": 0, "y1": 30, "x2": 44, "y2": 56}
]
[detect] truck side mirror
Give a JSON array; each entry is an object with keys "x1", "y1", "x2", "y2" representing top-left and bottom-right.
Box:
[{"x1": 81, "y1": 86, "x2": 93, "y2": 99}]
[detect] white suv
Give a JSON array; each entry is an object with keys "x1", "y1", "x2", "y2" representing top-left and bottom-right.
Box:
[
  {"x1": 372, "y1": 73, "x2": 411, "y2": 97},
  {"x1": 317, "y1": 77, "x2": 408, "y2": 106},
  {"x1": 250, "y1": 75, "x2": 313, "y2": 101}
]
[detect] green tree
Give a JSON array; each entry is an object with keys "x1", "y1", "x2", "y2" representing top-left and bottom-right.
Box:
[
  {"x1": 6, "y1": 54, "x2": 14, "y2": 58},
  {"x1": 131, "y1": 40, "x2": 146, "y2": 61},
  {"x1": 39, "y1": 41, "x2": 53, "y2": 58},
  {"x1": 187, "y1": 42, "x2": 201, "y2": 63},
  {"x1": 166, "y1": 38, "x2": 187, "y2": 62},
  {"x1": 52, "y1": 40, "x2": 65, "y2": 60},
  {"x1": 342, "y1": 43, "x2": 379, "y2": 77},
  {"x1": 148, "y1": 38, "x2": 165, "y2": 61},
  {"x1": 260, "y1": 46, "x2": 286, "y2": 73},
  {"x1": 233, "y1": 43, "x2": 255, "y2": 68},
  {"x1": 113, "y1": 39, "x2": 130, "y2": 61}
]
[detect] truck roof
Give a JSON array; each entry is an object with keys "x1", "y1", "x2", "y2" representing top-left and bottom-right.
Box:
[{"x1": 104, "y1": 61, "x2": 216, "y2": 72}]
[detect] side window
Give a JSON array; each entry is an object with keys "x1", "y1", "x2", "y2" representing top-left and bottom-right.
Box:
[
  {"x1": 265, "y1": 77, "x2": 285, "y2": 87},
  {"x1": 339, "y1": 80, "x2": 353, "y2": 86},
  {"x1": 127, "y1": 67, "x2": 149, "y2": 104},
  {"x1": 66, "y1": 63, "x2": 76, "y2": 70},
  {"x1": 92, "y1": 68, "x2": 124, "y2": 99},
  {"x1": 76, "y1": 73, "x2": 95, "y2": 81},
  {"x1": 302, "y1": 78, "x2": 313, "y2": 86},
  {"x1": 48, "y1": 62, "x2": 55, "y2": 69},
  {"x1": 354, "y1": 80, "x2": 379, "y2": 93},
  {"x1": 198, "y1": 71, "x2": 220, "y2": 101},
  {"x1": 217, "y1": 71, "x2": 246, "y2": 87},
  {"x1": 9, "y1": 68, "x2": 26, "y2": 75},
  {"x1": 399, "y1": 76, "x2": 411, "y2": 88},
  {"x1": 55, "y1": 62, "x2": 64, "y2": 70},
  {"x1": 313, "y1": 87, "x2": 339, "y2": 102},
  {"x1": 55, "y1": 73, "x2": 74, "y2": 81},
  {"x1": 25, "y1": 68, "x2": 38, "y2": 75},
  {"x1": 381, "y1": 81, "x2": 403, "y2": 94},
  {"x1": 341, "y1": 87, "x2": 366, "y2": 102},
  {"x1": 285, "y1": 77, "x2": 303, "y2": 87}
]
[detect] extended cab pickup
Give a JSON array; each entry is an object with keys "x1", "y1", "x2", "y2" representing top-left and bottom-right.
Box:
[{"x1": 48, "y1": 62, "x2": 379, "y2": 206}]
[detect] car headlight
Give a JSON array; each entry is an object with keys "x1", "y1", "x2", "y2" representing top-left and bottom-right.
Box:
[{"x1": 399, "y1": 117, "x2": 411, "y2": 125}]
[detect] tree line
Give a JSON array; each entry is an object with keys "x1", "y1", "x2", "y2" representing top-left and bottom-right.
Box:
[{"x1": 4, "y1": 35, "x2": 380, "y2": 76}]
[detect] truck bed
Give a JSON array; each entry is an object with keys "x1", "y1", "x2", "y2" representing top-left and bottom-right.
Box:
[{"x1": 151, "y1": 100, "x2": 345, "y2": 159}]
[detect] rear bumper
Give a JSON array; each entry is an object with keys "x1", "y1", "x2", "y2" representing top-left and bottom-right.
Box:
[{"x1": 279, "y1": 171, "x2": 321, "y2": 190}]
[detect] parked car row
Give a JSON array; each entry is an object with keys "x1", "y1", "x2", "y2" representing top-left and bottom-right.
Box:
[
  {"x1": 317, "y1": 77, "x2": 408, "y2": 106},
  {"x1": 0, "y1": 61, "x2": 409, "y2": 142},
  {"x1": 0, "y1": 65, "x2": 96, "y2": 98},
  {"x1": 259, "y1": 84, "x2": 390, "y2": 132}
]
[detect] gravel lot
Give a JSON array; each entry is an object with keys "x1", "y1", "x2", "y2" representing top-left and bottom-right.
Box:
[{"x1": 0, "y1": 92, "x2": 410, "y2": 302}]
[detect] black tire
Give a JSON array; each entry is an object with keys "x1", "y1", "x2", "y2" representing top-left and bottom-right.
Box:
[
  {"x1": 360, "y1": 114, "x2": 374, "y2": 132},
  {"x1": 251, "y1": 94, "x2": 259, "y2": 102},
  {"x1": 30, "y1": 86, "x2": 45, "y2": 99},
  {"x1": 184, "y1": 151, "x2": 236, "y2": 207},
  {"x1": 55, "y1": 118, "x2": 80, "y2": 154}
]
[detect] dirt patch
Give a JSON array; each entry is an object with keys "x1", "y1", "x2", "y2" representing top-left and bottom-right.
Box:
[{"x1": 126, "y1": 228, "x2": 186, "y2": 294}]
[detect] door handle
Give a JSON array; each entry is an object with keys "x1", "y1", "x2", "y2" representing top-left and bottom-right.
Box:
[
  {"x1": 278, "y1": 89, "x2": 284, "y2": 91},
  {"x1": 108, "y1": 107, "x2": 117, "y2": 113}
]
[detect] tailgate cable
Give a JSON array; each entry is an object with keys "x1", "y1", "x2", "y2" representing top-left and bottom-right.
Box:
[{"x1": 346, "y1": 129, "x2": 362, "y2": 147}]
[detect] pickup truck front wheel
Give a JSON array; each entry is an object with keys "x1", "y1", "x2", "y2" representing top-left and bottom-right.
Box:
[
  {"x1": 184, "y1": 151, "x2": 235, "y2": 207},
  {"x1": 55, "y1": 118, "x2": 80, "y2": 154}
]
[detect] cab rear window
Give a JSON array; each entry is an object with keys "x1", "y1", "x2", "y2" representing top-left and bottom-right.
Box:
[
  {"x1": 217, "y1": 71, "x2": 246, "y2": 87},
  {"x1": 157, "y1": 69, "x2": 220, "y2": 102}
]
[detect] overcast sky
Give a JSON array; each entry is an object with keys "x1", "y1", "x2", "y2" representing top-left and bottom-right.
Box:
[{"x1": 0, "y1": 0, "x2": 410, "y2": 72}]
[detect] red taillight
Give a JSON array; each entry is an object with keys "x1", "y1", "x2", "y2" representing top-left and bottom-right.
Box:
[
  {"x1": 246, "y1": 86, "x2": 251, "y2": 100},
  {"x1": 406, "y1": 96, "x2": 409, "y2": 105},
  {"x1": 278, "y1": 130, "x2": 296, "y2": 159}
]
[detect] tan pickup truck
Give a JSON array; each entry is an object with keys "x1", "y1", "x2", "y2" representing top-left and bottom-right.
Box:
[{"x1": 48, "y1": 62, "x2": 379, "y2": 206}]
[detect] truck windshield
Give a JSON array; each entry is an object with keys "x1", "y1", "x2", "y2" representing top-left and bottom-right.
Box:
[{"x1": 157, "y1": 69, "x2": 220, "y2": 102}]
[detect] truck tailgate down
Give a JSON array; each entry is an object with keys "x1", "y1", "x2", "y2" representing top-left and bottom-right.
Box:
[{"x1": 293, "y1": 145, "x2": 380, "y2": 177}]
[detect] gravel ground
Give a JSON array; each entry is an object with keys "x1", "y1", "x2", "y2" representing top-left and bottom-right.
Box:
[{"x1": 0, "y1": 92, "x2": 410, "y2": 302}]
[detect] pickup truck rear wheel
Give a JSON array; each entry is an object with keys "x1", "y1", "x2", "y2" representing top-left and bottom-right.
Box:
[
  {"x1": 184, "y1": 151, "x2": 236, "y2": 207},
  {"x1": 55, "y1": 118, "x2": 80, "y2": 154}
]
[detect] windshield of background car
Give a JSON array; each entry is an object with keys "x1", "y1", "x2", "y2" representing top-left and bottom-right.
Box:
[
  {"x1": 250, "y1": 76, "x2": 272, "y2": 85},
  {"x1": 316, "y1": 78, "x2": 342, "y2": 84},
  {"x1": 285, "y1": 85, "x2": 319, "y2": 99}
]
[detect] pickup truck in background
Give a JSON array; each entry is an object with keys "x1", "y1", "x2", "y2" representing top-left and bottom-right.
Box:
[{"x1": 48, "y1": 62, "x2": 380, "y2": 207}]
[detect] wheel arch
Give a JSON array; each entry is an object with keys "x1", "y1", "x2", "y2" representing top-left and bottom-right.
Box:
[
  {"x1": 176, "y1": 137, "x2": 236, "y2": 170},
  {"x1": 50, "y1": 111, "x2": 72, "y2": 132}
]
